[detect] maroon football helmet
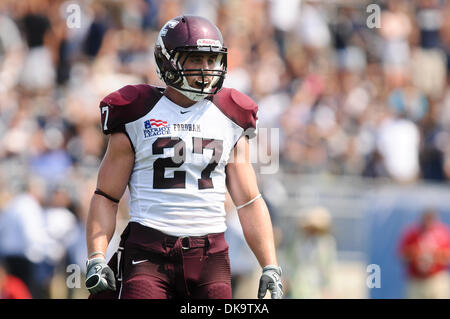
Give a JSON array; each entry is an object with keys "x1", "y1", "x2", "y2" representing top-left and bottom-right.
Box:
[{"x1": 154, "y1": 15, "x2": 227, "y2": 101}]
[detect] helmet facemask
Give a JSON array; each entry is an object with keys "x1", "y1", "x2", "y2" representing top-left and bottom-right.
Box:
[
  {"x1": 155, "y1": 36, "x2": 227, "y2": 101},
  {"x1": 174, "y1": 49, "x2": 227, "y2": 101}
]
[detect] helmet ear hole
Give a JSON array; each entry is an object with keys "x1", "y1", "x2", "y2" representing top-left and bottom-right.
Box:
[
  {"x1": 164, "y1": 70, "x2": 179, "y2": 84},
  {"x1": 165, "y1": 71, "x2": 174, "y2": 81}
]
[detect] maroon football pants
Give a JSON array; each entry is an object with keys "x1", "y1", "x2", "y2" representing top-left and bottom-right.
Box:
[{"x1": 89, "y1": 222, "x2": 232, "y2": 299}]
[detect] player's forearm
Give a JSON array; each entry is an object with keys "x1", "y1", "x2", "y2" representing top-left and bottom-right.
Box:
[
  {"x1": 86, "y1": 194, "x2": 118, "y2": 258},
  {"x1": 237, "y1": 199, "x2": 278, "y2": 268}
]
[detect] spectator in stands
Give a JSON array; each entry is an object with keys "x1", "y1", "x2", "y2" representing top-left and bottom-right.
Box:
[
  {"x1": 289, "y1": 206, "x2": 337, "y2": 298},
  {"x1": 398, "y1": 209, "x2": 450, "y2": 298},
  {"x1": 42, "y1": 183, "x2": 79, "y2": 298},
  {"x1": 18, "y1": 0, "x2": 55, "y2": 93},
  {"x1": 377, "y1": 112, "x2": 421, "y2": 183},
  {"x1": 0, "y1": 177, "x2": 51, "y2": 298},
  {"x1": 0, "y1": 259, "x2": 32, "y2": 299}
]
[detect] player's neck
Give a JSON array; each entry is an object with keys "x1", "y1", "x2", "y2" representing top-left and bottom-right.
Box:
[{"x1": 164, "y1": 86, "x2": 197, "y2": 108}]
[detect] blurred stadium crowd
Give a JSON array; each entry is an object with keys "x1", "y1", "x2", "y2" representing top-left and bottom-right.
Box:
[{"x1": 1, "y1": 0, "x2": 450, "y2": 298}]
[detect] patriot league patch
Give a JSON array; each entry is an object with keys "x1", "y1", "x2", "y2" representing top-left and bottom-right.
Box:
[{"x1": 143, "y1": 118, "x2": 171, "y2": 137}]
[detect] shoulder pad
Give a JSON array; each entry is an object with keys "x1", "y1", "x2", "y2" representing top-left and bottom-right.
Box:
[
  {"x1": 211, "y1": 88, "x2": 258, "y2": 133},
  {"x1": 99, "y1": 84, "x2": 164, "y2": 134}
]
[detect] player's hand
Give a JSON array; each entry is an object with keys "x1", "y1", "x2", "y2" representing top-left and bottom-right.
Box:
[
  {"x1": 257, "y1": 265, "x2": 283, "y2": 299},
  {"x1": 85, "y1": 257, "x2": 116, "y2": 294}
]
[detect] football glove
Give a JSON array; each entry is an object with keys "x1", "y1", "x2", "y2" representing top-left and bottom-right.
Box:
[
  {"x1": 85, "y1": 257, "x2": 116, "y2": 294},
  {"x1": 258, "y1": 265, "x2": 283, "y2": 299}
]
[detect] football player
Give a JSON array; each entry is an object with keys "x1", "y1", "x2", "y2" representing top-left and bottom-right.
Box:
[{"x1": 85, "y1": 15, "x2": 282, "y2": 299}]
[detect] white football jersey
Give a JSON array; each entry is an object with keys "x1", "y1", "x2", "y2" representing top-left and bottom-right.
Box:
[{"x1": 99, "y1": 85, "x2": 258, "y2": 236}]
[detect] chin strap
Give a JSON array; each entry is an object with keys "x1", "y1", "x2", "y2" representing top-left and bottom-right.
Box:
[{"x1": 172, "y1": 86, "x2": 208, "y2": 102}]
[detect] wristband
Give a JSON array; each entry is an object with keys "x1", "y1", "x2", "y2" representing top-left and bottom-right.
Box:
[{"x1": 88, "y1": 251, "x2": 106, "y2": 260}]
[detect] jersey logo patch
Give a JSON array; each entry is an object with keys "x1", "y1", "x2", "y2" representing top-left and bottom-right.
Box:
[
  {"x1": 145, "y1": 119, "x2": 168, "y2": 128},
  {"x1": 144, "y1": 119, "x2": 171, "y2": 138}
]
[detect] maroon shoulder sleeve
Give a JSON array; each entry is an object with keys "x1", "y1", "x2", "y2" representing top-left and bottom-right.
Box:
[
  {"x1": 211, "y1": 88, "x2": 258, "y2": 138},
  {"x1": 99, "y1": 84, "x2": 164, "y2": 135}
]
